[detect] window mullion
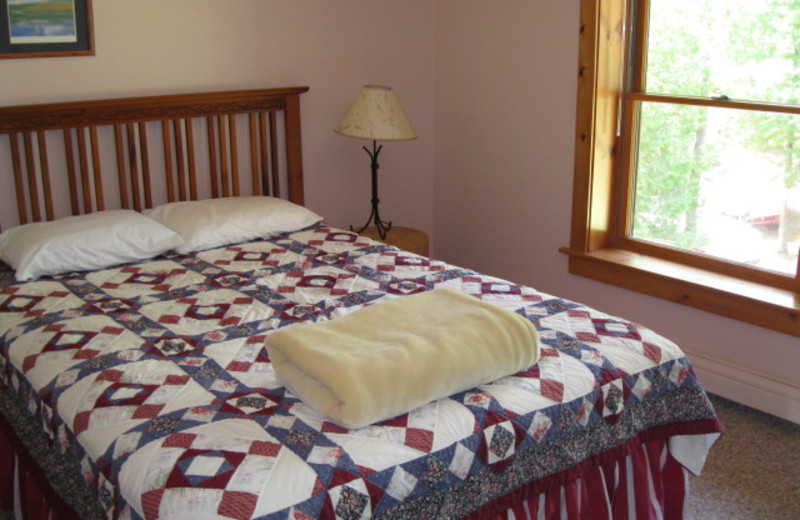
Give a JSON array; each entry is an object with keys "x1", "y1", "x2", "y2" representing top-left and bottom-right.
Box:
[
  {"x1": 628, "y1": 92, "x2": 800, "y2": 116},
  {"x1": 617, "y1": 0, "x2": 649, "y2": 245},
  {"x1": 630, "y1": 0, "x2": 649, "y2": 94},
  {"x1": 795, "y1": 247, "x2": 800, "y2": 286},
  {"x1": 616, "y1": 97, "x2": 639, "y2": 245}
]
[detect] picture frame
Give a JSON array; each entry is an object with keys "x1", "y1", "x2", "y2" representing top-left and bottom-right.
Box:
[{"x1": 0, "y1": 0, "x2": 93, "y2": 59}]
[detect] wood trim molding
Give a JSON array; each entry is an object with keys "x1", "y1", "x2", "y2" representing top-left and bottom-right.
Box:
[
  {"x1": 561, "y1": 246, "x2": 800, "y2": 337},
  {"x1": 565, "y1": 0, "x2": 800, "y2": 337}
]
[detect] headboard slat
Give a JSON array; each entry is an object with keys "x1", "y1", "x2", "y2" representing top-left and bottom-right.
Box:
[
  {"x1": 9, "y1": 134, "x2": 28, "y2": 225},
  {"x1": 249, "y1": 113, "x2": 260, "y2": 196},
  {"x1": 258, "y1": 112, "x2": 269, "y2": 196},
  {"x1": 218, "y1": 116, "x2": 231, "y2": 198},
  {"x1": 36, "y1": 131, "x2": 55, "y2": 222},
  {"x1": 229, "y1": 115, "x2": 240, "y2": 197},
  {"x1": 0, "y1": 87, "x2": 309, "y2": 231},
  {"x1": 89, "y1": 127, "x2": 104, "y2": 211},
  {"x1": 269, "y1": 112, "x2": 280, "y2": 198},
  {"x1": 63, "y1": 129, "x2": 80, "y2": 216},
  {"x1": 75, "y1": 129, "x2": 96, "y2": 212},
  {"x1": 162, "y1": 120, "x2": 176, "y2": 204},
  {"x1": 284, "y1": 93, "x2": 305, "y2": 206},
  {"x1": 206, "y1": 116, "x2": 220, "y2": 199},
  {"x1": 22, "y1": 132, "x2": 42, "y2": 222},
  {"x1": 184, "y1": 118, "x2": 198, "y2": 201},
  {"x1": 172, "y1": 119, "x2": 187, "y2": 202},
  {"x1": 114, "y1": 125, "x2": 130, "y2": 210},
  {"x1": 137, "y1": 123, "x2": 153, "y2": 210},
  {"x1": 124, "y1": 124, "x2": 142, "y2": 212}
]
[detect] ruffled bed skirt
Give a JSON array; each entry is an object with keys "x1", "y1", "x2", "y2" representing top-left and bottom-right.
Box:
[
  {"x1": 2, "y1": 418, "x2": 689, "y2": 520},
  {"x1": 491, "y1": 440, "x2": 689, "y2": 520},
  {"x1": 1, "y1": 417, "x2": 75, "y2": 520}
]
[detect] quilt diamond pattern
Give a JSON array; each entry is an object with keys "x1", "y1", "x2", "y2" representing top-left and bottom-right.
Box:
[{"x1": 0, "y1": 223, "x2": 719, "y2": 520}]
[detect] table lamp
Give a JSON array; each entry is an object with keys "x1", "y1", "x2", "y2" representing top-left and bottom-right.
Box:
[{"x1": 334, "y1": 85, "x2": 417, "y2": 239}]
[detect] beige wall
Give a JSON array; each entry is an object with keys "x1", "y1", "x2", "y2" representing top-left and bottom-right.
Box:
[
  {"x1": 0, "y1": 0, "x2": 436, "y2": 234},
  {"x1": 434, "y1": 0, "x2": 799, "y2": 422}
]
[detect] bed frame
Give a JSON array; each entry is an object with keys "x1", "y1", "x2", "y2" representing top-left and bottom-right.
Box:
[
  {"x1": 0, "y1": 86, "x2": 720, "y2": 520},
  {"x1": 0, "y1": 86, "x2": 308, "y2": 520},
  {"x1": 0, "y1": 87, "x2": 309, "y2": 232}
]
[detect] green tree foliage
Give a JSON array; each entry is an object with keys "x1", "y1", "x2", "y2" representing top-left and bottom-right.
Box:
[
  {"x1": 632, "y1": 0, "x2": 800, "y2": 253},
  {"x1": 729, "y1": 0, "x2": 800, "y2": 189},
  {"x1": 633, "y1": 1, "x2": 715, "y2": 248}
]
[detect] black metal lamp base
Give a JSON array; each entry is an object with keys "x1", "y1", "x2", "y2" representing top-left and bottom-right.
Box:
[{"x1": 350, "y1": 140, "x2": 392, "y2": 240}]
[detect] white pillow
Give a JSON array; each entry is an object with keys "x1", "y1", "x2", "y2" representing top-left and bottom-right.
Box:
[
  {"x1": 144, "y1": 196, "x2": 323, "y2": 254},
  {"x1": 0, "y1": 210, "x2": 185, "y2": 281}
]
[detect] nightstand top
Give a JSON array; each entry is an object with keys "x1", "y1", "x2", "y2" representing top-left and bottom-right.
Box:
[{"x1": 360, "y1": 226, "x2": 429, "y2": 256}]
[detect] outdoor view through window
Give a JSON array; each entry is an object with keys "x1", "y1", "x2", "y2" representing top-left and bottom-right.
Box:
[{"x1": 631, "y1": 0, "x2": 800, "y2": 276}]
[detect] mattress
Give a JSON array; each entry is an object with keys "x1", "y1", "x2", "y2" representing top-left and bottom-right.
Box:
[{"x1": 0, "y1": 223, "x2": 721, "y2": 520}]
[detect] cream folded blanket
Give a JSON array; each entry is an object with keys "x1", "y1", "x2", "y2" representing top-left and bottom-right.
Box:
[{"x1": 267, "y1": 288, "x2": 540, "y2": 429}]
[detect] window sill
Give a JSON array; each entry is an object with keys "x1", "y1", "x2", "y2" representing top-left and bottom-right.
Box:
[{"x1": 559, "y1": 247, "x2": 800, "y2": 338}]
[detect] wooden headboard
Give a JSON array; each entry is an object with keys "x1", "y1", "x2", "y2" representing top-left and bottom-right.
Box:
[{"x1": 0, "y1": 86, "x2": 309, "y2": 231}]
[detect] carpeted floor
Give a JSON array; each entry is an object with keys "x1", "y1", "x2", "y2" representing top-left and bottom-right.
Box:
[{"x1": 687, "y1": 394, "x2": 800, "y2": 520}]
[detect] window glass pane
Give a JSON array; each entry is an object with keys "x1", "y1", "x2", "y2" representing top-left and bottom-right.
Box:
[
  {"x1": 632, "y1": 102, "x2": 800, "y2": 275},
  {"x1": 646, "y1": 0, "x2": 800, "y2": 105}
]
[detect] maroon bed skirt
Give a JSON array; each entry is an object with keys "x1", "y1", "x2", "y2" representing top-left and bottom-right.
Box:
[
  {"x1": 487, "y1": 440, "x2": 689, "y2": 520},
  {"x1": 1, "y1": 414, "x2": 78, "y2": 520},
  {"x1": 2, "y1": 417, "x2": 690, "y2": 520}
]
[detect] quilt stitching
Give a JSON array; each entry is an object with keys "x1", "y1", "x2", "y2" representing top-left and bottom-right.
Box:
[{"x1": 0, "y1": 224, "x2": 718, "y2": 520}]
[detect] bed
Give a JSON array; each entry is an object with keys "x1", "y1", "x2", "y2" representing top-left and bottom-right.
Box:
[{"x1": 0, "y1": 87, "x2": 722, "y2": 520}]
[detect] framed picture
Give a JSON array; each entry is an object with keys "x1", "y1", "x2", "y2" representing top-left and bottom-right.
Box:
[{"x1": 0, "y1": 0, "x2": 93, "y2": 58}]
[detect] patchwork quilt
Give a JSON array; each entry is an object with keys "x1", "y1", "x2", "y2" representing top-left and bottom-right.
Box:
[{"x1": 0, "y1": 224, "x2": 720, "y2": 520}]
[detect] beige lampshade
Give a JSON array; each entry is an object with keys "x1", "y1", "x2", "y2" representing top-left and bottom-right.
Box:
[{"x1": 334, "y1": 85, "x2": 417, "y2": 141}]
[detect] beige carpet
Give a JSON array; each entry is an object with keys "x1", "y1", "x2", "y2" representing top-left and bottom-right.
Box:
[{"x1": 687, "y1": 394, "x2": 800, "y2": 520}]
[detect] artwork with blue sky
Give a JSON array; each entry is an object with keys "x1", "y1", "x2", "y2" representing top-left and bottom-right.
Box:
[{"x1": 7, "y1": 0, "x2": 77, "y2": 43}]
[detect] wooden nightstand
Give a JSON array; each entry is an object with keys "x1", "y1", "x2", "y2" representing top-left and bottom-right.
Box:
[{"x1": 360, "y1": 226, "x2": 429, "y2": 256}]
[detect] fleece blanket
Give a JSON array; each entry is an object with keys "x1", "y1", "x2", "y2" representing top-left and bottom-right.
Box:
[{"x1": 267, "y1": 287, "x2": 540, "y2": 429}]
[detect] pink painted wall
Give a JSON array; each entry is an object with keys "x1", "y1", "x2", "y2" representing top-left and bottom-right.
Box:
[
  {"x1": 434, "y1": 0, "x2": 799, "y2": 422},
  {"x1": 0, "y1": 0, "x2": 435, "y2": 235}
]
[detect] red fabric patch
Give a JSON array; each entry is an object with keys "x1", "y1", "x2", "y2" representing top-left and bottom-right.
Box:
[
  {"x1": 329, "y1": 468, "x2": 359, "y2": 487},
  {"x1": 73, "y1": 410, "x2": 91, "y2": 435},
  {"x1": 226, "y1": 361, "x2": 251, "y2": 372},
  {"x1": 162, "y1": 432, "x2": 197, "y2": 448},
  {"x1": 248, "y1": 440, "x2": 281, "y2": 457},
  {"x1": 576, "y1": 332, "x2": 601, "y2": 343},
  {"x1": 405, "y1": 428, "x2": 433, "y2": 453},
  {"x1": 132, "y1": 404, "x2": 165, "y2": 419},
  {"x1": 541, "y1": 380, "x2": 565, "y2": 402},
  {"x1": 643, "y1": 342, "x2": 662, "y2": 364},
  {"x1": 96, "y1": 369, "x2": 124, "y2": 382},
  {"x1": 217, "y1": 491, "x2": 258, "y2": 520},
  {"x1": 321, "y1": 422, "x2": 349, "y2": 434},
  {"x1": 165, "y1": 374, "x2": 190, "y2": 385},
  {"x1": 141, "y1": 488, "x2": 165, "y2": 520}
]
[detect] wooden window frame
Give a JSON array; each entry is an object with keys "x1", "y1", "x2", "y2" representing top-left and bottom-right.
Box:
[{"x1": 561, "y1": 0, "x2": 800, "y2": 337}]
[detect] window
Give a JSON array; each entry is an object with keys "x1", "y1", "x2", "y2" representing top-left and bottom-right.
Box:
[{"x1": 563, "y1": 0, "x2": 800, "y2": 337}]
